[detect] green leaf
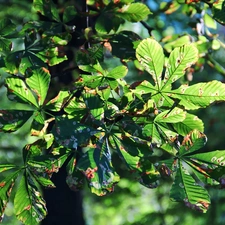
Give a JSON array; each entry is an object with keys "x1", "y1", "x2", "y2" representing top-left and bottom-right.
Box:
[
  {"x1": 112, "y1": 134, "x2": 160, "y2": 188},
  {"x1": 163, "y1": 35, "x2": 192, "y2": 53},
  {"x1": 5, "y1": 77, "x2": 38, "y2": 107},
  {"x1": 115, "y1": 3, "x2": 151, "y2": 22},
  {"x1": 27, "y1": 150, "x2": 69, "y2": 187},
  {"x1": 0, "y1": 110, "x2": 33, "y2": 132},
  {"x1": 15, "y1": 174, "x2": 47, "y2": 225},
  {"x1": 110, "y1": 31, "x2": 141, "y2": 60},
  {"x1": 173, "y1": 113, "x2": 204, "y2": 136},
  {"x1": 52, "y1": 115, "x2": 100, "y2": 149},
  {"x1": 33, "y1": 0, "x2": 60, "y2": 22},
  {"x1": 4, "y1": 51, "x2": 23, "y2": 74},
  {"x1": 170, "y1": 161, "x2": 210, "y2": 213},
  {"x1": 77, "y1": 139, "x2": 120, "y2": 196},
  {"x1": 204, "y1": 13, "x2": 217, "y2": 29},
  {"x1": 0, "y1": 37, "x2": 12, "y2": 52},
  {"x1": 161, "y1": 44, "x2": 198, "y2": 89},
  {"x1": 0, "y1": 164, "x2": 18, "y2": 173},
  {"x1": 25, "y1": 67, "x2": 51, "y2": 106},
  {"x1": 36, "y1": 47, "x2": 68, "y2": 66},
  {"x1": 63, "y1": 6, "x2": 77, "y2": 23},
  {"x1": 154, "y1": 107, "x2": 186, "y2": 123},
  {"x1": 171, "y1": 80, "x2": 225, "y2": 110},
  {"x1": 45, "y1": 90, "x2": 70, "y2": 112},
  {"x1": 66, "y1": 153, "x2": 84, "y2": 191},
  {"x1": 212, "y1": 0, "x2": 225, "y2": 25},
  {"x1": 179, "y1": 130, "x2": 207, "y2": 156},
  {"x1": 95, "y1": 13, "x2": 123, "y2": 34},
  {"x1": 0, "y1": 18, "x2": 16, "y2": 36},
  {"x1": 136, "y1": 38, "x2": 164, "y2": 88},
  {"x1": 106, "y1": 65, "x2": 128, "y2": 79},
  {"x1": 0, "y1": 171, "x2": 20, "y2": 222},
  {"x1": 190, "y1": 150, "x2": 225, "y2": 167}
]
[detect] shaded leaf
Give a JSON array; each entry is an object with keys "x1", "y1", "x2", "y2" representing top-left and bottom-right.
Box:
[
  {"x1": 77, "y1": 139, "x2": 120, "y2": 196},
  {"x1": 212, "y1": 0, "x2": 225, "y2": 25},
  {"x1": 52, "y1": 115, "x2": 100, "y2": 149},
  {"x1": 0, "y1": 110, "x2": 33, "y2": 132},
  {"x1": 63, "y1": 6, "x2": 77, "y2": 23},
  {"x1": 33, "y1": 0, "x2": 60, "y2": 22}
]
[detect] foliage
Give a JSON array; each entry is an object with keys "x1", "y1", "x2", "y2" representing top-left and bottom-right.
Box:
[{"x1": 1, "y1": 0, "x2": 225, "y2": 224}]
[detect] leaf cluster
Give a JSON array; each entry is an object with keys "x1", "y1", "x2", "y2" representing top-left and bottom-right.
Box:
[{"x1": 1, "y1": 0, "x2": 225, "y2": 224}]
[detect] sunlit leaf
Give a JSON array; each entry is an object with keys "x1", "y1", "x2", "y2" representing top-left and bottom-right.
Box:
[
  {"x1": 136, "y1": 38, "x2": 164, "y2": 88},
  {"x1": 15, "y1": 174, "x2": 47, "y2": 225},
  {"x1": 170, "y1": 161, "x2": 210, "y2": 213},
  {"x1": 25, "y1": 67, "x2": 51, "y2": 106},
  {"x1": 5, "y1": 77, "x2": 38, "y2": 107},
  {"x1": 179, "y1": 130, "x2": 207, "y2": 156},
  {"x1": 173, "y1": 113, "x2": 204, "y2": 136},
  {"x1": 171, "y1": 80, "x2": 225, "y2": 110},
  {"x1": 0, "y1": 171, "x2": 20, "y2": 222},
  {"x1": 161, "y1": 44, "x2": 198, "y2": 89},
  {"x1": 115, "y1": 3, "x2": 151, "y2": 22}
]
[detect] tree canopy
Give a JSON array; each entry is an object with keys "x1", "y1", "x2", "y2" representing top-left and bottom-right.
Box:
[{"x1": 1, "y1": 0, "x2": 225, "y2": 224}]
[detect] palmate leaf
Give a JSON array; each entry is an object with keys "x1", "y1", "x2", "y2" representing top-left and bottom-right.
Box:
[
  {"x1": 27, "y1": 150, "x2": 70, "y2": 188},
  {"x1": 80, "y1": 63, "x2": 127, "y2": 89},
  {"x1": 170, "y1": 161, "x2": 210, "y2": 213},
  {"x1": 135, "y1": 39, "x2": 225, "y2": 111},
  {"x1": 77, "y1": 138, "x2": 120, "y2": 196},
  {"x1": 0, "y1": 171, "x2": 20, "y2": 222},
  {"x1": 0, "y1": 164, "x2": 18, "y2": 173},
  {"x1": 0, "y1": 110, "x2": 33, "y2": 132},
  {"x1": 171, "y1": 80, "x2": 225, "y2": 110},
  {"x1": 142, "y1": 107, "x2": 185, "y2": 152},
  {"x1": 25, "y1": 67, "x2": 51, "y2": 106},
  {"x1": 112, "y1": 134, "x2": 160, "y2": 188},
  {"x1": 14, "y1": 174, "x2": 47, "y2": 225},
  {"x1": 167, "y1": 130, "x2": 224, "y2": 212}
]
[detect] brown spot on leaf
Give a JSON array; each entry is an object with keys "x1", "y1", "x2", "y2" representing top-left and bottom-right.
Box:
[{"x1": 0, "y1": 182, "x2": 6, "y2": 188}]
